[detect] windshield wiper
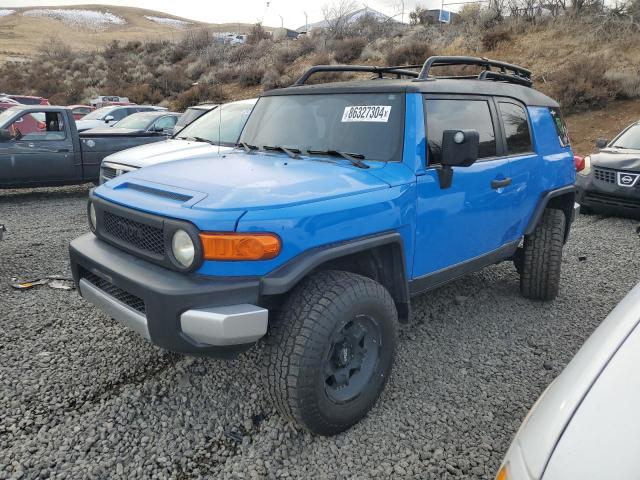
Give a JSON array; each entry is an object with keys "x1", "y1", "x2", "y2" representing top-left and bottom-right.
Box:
[
  {"x1": 236, "y1": 141, "x2": 259, "y2": 154},
  {"x1": 307, "y1": 149, "x2": 369, "y2": 169},
  {"x1": 262, "y1": 145, "x2": 301, "y2": 159},
  {"x1": 181, "y1": 136, "x2": 216, "y2": 145}
]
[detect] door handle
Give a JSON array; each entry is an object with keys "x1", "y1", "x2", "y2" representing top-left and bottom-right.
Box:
[
  {"x1": 55, "y1": 148, "x2": 70, "y2": 153},
  {"x1": 491, "y1": 177, "x2": 512, "y2": 189}
]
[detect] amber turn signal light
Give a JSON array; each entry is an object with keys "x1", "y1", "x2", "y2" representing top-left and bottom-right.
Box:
[
  {"x1": 496, "y1": 465, "x2": 509, "y2": 480},
  {"x1": 200, "y1": 233, "x2": 281, "y2": 261}
]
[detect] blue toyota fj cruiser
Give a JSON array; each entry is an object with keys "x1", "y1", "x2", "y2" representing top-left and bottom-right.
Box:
[{"x1": 69, "y1": 56, "x2": 576, "y2": 435}]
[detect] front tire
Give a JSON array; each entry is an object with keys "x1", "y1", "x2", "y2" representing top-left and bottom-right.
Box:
[
  {"x1": 519, "y1": 208, "x2": 566, "y2": 300},
  {"x1": 263, "y1": 270, "x2": 398, "y2": 436}
]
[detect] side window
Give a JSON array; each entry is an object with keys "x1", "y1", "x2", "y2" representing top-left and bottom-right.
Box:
[
  {"x1": 425, "y1": 99, "x2": 496, "y2": 164},
  {"x1": 549, "y1": 107, "x2": 570, "y2": 147},
  {"x1": 498, "y1": 102, "x2": 533, "y2": 155},
  {"x1": 6, "y1": 111, "x2": 66, "y2": 141},
  {"x1": 111, "y1": 109, "x2": 128, "y2": 121},
  {"x1": 153, "y1": 116, "x2": 177, "y2": 130}
]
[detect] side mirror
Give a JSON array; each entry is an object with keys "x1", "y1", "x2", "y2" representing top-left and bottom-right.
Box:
[
  {"x1": 437, "y1": 129, "x2": 480, "y2": 189},
  {"x1": 104, "y1": 115, "x2": 115, "y2": 123},
  {"x1": 595, "y1": 138, "x2": 608, "y2": 149},
  {"x1": 0, "y1": 128, "x2": 13, "y2": 141}
]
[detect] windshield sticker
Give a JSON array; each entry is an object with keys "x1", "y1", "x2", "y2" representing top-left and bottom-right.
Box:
[{"x1": 342, "y1": 106, "x2": 391, "y2": 123}]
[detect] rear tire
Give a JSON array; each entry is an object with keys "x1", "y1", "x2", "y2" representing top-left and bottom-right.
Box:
[
  {"x1": 263, "y1": 270, "x2": 398, "y2": 436},
  {"x1": 519, "y1": 208, "x2": 566, "y2": 301}
]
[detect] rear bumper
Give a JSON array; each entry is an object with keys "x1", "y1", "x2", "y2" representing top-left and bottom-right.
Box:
[
  {"x1": 576, "y1": 172, "x2": 640, "y2": 216},
  {"x1": 70, "y1": 233, "x2": 267, "y2": 357}
]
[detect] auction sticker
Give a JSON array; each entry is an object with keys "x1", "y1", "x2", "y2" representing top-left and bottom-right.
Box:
[{"x1": 342, "y1": 106, "x2": 392, "y2": 123}]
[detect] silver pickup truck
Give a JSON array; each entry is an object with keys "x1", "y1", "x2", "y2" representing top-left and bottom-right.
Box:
[{"x1": 100, "y1": 98, "x2": 257, "y2": 184}]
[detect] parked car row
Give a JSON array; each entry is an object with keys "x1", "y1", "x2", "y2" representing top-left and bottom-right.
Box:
[{"x1": 0, "y1": 99, "x2": 256, "y2": 188}]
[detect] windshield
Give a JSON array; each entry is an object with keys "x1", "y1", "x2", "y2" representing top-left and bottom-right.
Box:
[
  {"x1": 114, "y1": 113, "x2": 155, "y2": 130},
  {"x1": 611, "y1": 124, "x2": 640, "y2": 150},
  {"x1": 175, "y1": 107, "x2": 212, "y2": 129},
  {"x1": 0, "y1": 107, "x2": 18, "y2": 126},
  {"x1": 82, "y1": 106, "x2": 117, "y2": 121},
  {"x1": 177, "y1": 101, "x2": 254, "y2": 146},
  {"x1": 239, "y1": 93, "x2": 405, "y2": 162}
]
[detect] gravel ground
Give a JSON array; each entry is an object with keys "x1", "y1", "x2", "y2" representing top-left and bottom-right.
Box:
[{"x1": 1, "y1": 185, "x2": 639, "y2": 480}]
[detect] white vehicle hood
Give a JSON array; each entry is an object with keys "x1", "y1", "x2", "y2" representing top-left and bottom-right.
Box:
[
  {"x1": 75, "y1": 119, "x2": 109, "y2": 131},
  {"x1": 543, "y1": 316, "x2": 640, "y2": 479},
  {"x1": 101, "y1": 139, "x2": 234, "y2": 169},
  {"x1": 501, "y1": 282, "x2": 640, "y2": 479}
]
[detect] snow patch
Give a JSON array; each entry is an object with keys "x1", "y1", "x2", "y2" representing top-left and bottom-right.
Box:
[
  {"x1": 0, "y1": 9, "x2": 15, "y2": 18},
  {"x1": 23, "y1": 9, "x2": 126, "y2": 30},
  {"x1": 145, "y1": 16, "x2": 191, "y2": 28}
]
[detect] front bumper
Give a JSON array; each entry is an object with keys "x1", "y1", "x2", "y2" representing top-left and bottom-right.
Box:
[
  {"x1": 576, "y1": 171, "x2": 640, "y2": 216},
  {"x1": 70, "y1": 233, "x2": 268, "y2": 357}
]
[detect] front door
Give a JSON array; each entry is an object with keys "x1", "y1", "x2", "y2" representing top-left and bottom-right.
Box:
[
  {"x1": 413, "y1": 96, "x2": 519, "y2": 282},
  {"x1": 0, "y1": 110, "x2": 76, "y2": 186}
]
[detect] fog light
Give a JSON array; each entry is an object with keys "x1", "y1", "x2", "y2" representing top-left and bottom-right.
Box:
[{"x1": 172, "y1": 229, "x2": 195, "y2": 267}]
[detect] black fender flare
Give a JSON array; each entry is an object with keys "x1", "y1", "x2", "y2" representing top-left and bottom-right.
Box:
[
  {"x1": 525, "y1": 185, "x2": 576, "y2": 242},
  {"x1": 260, "y1": 232, "x2": 411, "y2": 320}
]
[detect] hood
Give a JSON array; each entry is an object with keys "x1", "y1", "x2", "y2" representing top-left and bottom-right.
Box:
[
  {"x1": 101, "y1": 139, "x2": 233, "y2": 168},
  {"x1": 81, "y1": 127, "x2": 148, "y2": 136},
  {"x1": 591, "y1": 148, "x2": 640, "y2": 171},
  {"x1": 103, "y1": 151, "x2": 392, "y2": 211},
  {"x1": 75, "y1": 119, "x2": 106, "y2": 131}
]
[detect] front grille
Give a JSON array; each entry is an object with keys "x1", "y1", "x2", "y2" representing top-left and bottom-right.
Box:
[
  {"x1": 585, "y1": 191, "x2": 640, "y2": 209},
  {"x1": 102, "y1": 211, "x2": 165, "y2": 256},
  {"x1": 593, "y1": 167, "x2": 616, "y2": 184},
  {"x1": 101, "y1": 166, "x2": 117, "y2": 180},
  {"x1": 83, "y1": 271, "x2": 146, "y2": 314}
]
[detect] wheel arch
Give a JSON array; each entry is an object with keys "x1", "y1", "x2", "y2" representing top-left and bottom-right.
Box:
[
  {"x1": 260, "y1": 232, "x2": 411, "y2": 322},
  {"x1": 525, "y1": 185, "x2": 575, "y2": 243}
]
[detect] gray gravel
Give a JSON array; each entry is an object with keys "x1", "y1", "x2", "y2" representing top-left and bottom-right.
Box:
[{"x1": 1, "y1": 185, "x2": 639, "y2": 479}]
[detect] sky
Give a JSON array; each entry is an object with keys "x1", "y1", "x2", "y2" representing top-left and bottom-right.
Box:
[{"x1": 1, "y1": 0, "x2": 441, "y2": 28}]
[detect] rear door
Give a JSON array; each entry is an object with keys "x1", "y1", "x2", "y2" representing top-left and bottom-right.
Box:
[
  {"x1": 0, "y1": 110, "x2": 77, "y2": 186},
  {"x1": 413, "y1": 95, "x2": 518, "y2": 283}
]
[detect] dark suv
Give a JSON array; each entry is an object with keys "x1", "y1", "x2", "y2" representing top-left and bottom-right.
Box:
[{"x1": 576, "y1": 123, "x2": 640, "y2": 216}]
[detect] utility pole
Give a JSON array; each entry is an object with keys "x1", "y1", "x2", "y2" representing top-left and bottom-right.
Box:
[
  {"x1": 401, "y1": 0, "x2": 405, "y2": 24},
  {"x1": 304, "y1": 11, "x2": 308, "y2": 33},
  {"x1": 279, "y1": 15, "x2": 284, "y2": 28}
]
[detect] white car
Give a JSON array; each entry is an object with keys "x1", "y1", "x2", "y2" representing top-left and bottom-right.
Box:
[
  {"x1": 497, "y1": 281, "x2": 640, "y2": 480},
  {"x1": 99, "y1": 98, "x2": 257, "y2": 184},
  {"x1": 75, "y1": 105, "x2": 166, "y2": 132}
]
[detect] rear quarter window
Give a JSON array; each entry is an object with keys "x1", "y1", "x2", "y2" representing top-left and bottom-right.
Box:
[{"x1": 550, "y1": 107, "x2": 570, "y2": 148}]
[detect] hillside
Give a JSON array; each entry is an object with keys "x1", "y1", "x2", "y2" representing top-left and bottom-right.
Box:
[{"x1": 0, "y1": 4, "x2": 259, "y2": 62}]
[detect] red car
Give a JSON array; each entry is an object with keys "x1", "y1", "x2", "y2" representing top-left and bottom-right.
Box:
[
  {"x1": 5, "y1": 94, "x2": 49, "y2": 105},
  {"x1": 68, "y1": 104, "x2": 96, "y2": 120}
]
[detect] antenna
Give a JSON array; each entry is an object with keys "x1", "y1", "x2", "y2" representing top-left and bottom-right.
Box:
[{"x1": 217, "y1": 82, "x2": 222, "y2": 156}]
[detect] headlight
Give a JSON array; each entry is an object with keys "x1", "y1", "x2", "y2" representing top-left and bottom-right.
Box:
[
  {"x1": 88, "y1": 202, "x2": 97, "y2": 231},
  {"x1": 578, "y1": 155, "x2": 592, "y2": 176},
  {"x1": 172, "y1": 229, "x2": 195, "y2": 267}
]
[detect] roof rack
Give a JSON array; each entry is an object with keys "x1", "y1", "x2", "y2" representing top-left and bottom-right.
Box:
[
  {"x1": 293, "y1": 64, "x2": 421, "y2": 86},
  {"x1": 418, "y1": 56, "x2": 533, "y2": 87}
]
